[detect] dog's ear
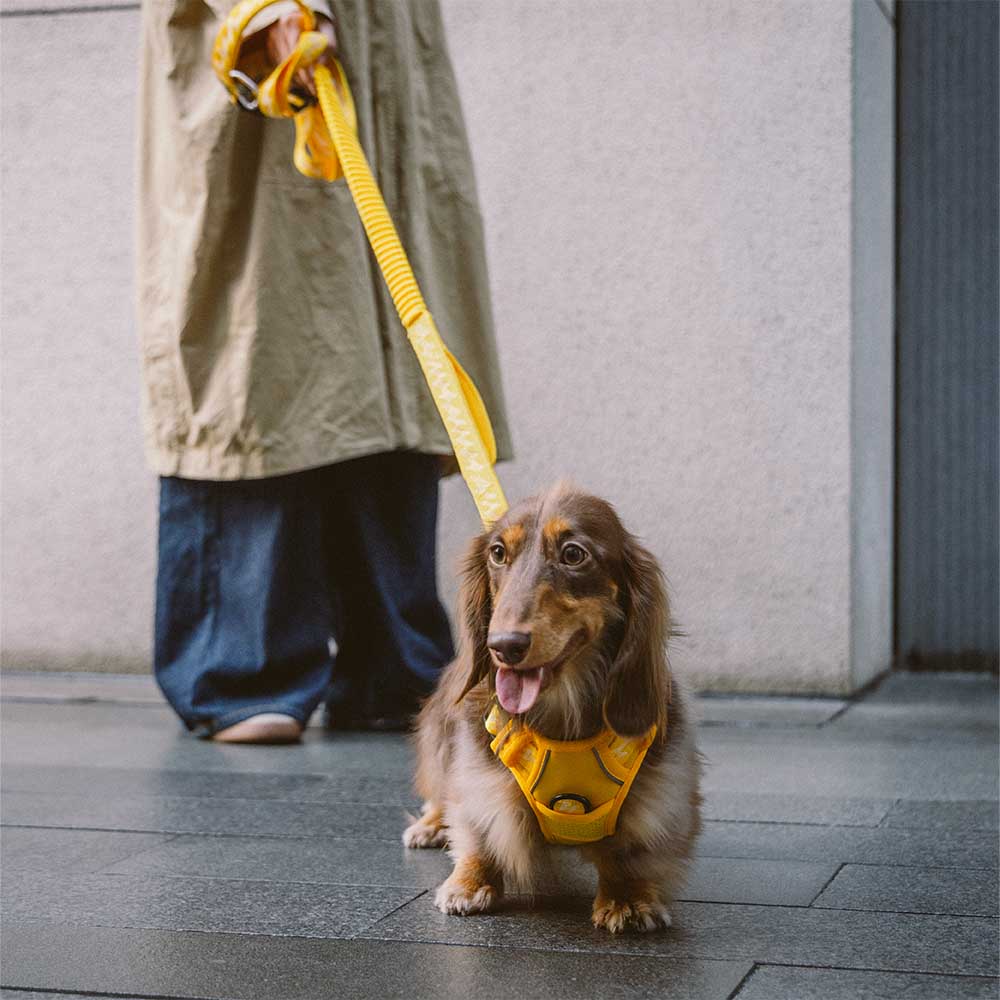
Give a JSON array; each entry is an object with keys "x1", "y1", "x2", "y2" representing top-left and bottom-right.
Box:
[
  {"x1": 455, "y1": 531, "x2": 494, "y2": 702},
  {"x1": 603, "y1": 533, "x2": 670, "y2": 737}
]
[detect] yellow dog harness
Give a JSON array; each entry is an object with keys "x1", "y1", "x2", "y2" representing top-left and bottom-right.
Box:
[
  {"x1": 485, "y1": 703, "x2": 657, "y2": 845},
  {"x1": 212, "y1": 0, "x2": 508, "y2": 527}
]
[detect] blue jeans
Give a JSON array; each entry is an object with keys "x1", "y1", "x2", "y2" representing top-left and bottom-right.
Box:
[{"x1": 154, "y1": 452, "x2": 454, "y2": 734}]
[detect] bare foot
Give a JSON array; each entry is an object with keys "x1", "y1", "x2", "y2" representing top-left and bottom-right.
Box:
[{"x1": 212, "y1": 714, "x2": 302, "y2": 744}]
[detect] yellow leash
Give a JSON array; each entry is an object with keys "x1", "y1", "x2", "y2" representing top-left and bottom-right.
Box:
[{"x1": 212, "y1": 0, "x2": 507, "y2": 527}]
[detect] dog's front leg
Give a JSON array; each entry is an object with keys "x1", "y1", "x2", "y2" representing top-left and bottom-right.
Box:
[
  {"x1": 587, "y1": 846, "x2": 674, "y2": 934},
  {"x1": 403, "y1": 801, "x2": 448, "y2": 849},
  {"x1": 434, "y1": 822, "x2": 504, "y2": 915}
]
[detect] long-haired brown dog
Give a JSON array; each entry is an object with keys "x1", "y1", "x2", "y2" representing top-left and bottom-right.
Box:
[{"x1": 404, "y1": 483, "x2": 702, "y2": 933}]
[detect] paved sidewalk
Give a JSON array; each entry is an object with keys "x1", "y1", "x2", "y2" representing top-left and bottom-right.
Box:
[{"x1": 1, "y1": 671, "x2": 997, "y2": 1000}]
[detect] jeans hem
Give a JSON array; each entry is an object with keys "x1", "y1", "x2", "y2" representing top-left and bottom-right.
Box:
[{"x1": 206, "y1": 702, "x2": 310, "y2": 735}]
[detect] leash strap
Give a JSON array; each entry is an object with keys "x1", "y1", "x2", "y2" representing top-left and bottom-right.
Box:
[{"x1": 213, "y1": 0, "x2": 508, "y2": 526}]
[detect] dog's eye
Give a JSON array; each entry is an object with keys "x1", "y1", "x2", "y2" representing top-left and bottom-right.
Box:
[
  {"x1": 560, "y1": 542, "x2": 589, "y2": 567},
  {"x1": 488, "y1": 542, "x2": 507, "y2": 566}
]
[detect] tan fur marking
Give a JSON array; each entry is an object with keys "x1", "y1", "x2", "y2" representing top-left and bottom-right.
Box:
[
  {"x1": 543, "y1": 517, "x2": 572, "y2": 546},
  {"x1": 453, "y1": 855, "x2": 498, "y2": 894},
  {"x1": 500, "y1": 522, "x2": 526, "y2": 558},
  {"x1": 536, "y1": 586, "x2": 610, "y2": 639}
]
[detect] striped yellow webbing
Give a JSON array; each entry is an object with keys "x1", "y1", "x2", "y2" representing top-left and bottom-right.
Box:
[{"x1": 213, "y1": 0, "x2": 508, "y2": 527}]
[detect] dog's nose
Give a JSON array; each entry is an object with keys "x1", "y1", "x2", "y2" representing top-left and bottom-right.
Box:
[{"x1": 487, "y1": 631, "x2": 532, "y2": 665}]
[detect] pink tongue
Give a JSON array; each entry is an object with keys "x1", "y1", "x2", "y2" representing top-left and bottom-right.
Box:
[{"x1": 496, "y1": 666, "x2": 544, "y2": 714}]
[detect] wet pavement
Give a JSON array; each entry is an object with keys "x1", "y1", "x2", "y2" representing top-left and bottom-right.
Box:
[{"x1": 1, "y1": 670, "x2": 997, "y2": 999}]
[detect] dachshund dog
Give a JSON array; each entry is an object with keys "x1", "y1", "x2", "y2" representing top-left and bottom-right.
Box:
[{"x1": 404, "y1": 483, "x2": 702, "y2": 933}]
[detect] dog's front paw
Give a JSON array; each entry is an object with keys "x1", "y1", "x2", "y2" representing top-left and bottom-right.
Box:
[
  {"x1": 403, "y1": 818, "x2": 448, "y2": 849},
  {"x1": 592, "y1": 897, "x2": 672, "y2": 934},
  {"x1": 434, "y1": 877, "x2": 500, "y2": 916}
]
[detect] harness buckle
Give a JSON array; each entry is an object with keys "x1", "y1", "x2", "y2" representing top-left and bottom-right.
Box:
[{"x1": 228, "y1": 69, "x2": 260, "y2": 111}]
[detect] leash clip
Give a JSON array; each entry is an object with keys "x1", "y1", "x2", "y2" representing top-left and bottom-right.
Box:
[{"x1": 228, "y1": 69, "x2": 260, "y2": 111}]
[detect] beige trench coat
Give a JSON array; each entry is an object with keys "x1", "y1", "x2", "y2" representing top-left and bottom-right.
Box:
[{"x1": 137, "y1": 0, "x2": 511, "y2": 479}]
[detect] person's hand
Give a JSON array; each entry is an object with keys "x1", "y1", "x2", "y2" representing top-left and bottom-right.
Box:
[{"x1": 265, "y1": 10, "x2": 337, "y2": 98}]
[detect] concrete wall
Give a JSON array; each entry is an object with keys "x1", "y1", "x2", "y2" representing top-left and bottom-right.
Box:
[
  {"x1": 849, "y1": 0, "x2": 895, "y2": 689},
  {"x1": 0, "y1": 0, "x2": 895, "y2": 694}
]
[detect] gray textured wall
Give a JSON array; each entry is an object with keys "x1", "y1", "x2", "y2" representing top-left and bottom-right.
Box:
[
  {"x1": 0, "y1": 1, "x2": 895, "y2": 694},
  {"x1": 896, "y1": 0, "x2": 999, "y2": 666}
]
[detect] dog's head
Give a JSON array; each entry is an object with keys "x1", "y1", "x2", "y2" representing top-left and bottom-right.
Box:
[{"x1": 456, "y1": 483, "x2": 670, "y2": 739}]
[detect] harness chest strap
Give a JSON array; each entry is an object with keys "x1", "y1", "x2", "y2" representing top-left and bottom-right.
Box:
[{"x1": 485, "y1": 704, "x2": 658, "y2": 846}]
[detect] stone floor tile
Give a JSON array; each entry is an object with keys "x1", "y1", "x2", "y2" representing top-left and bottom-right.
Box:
[
  {"x1": 703, "y1": 791, "x2": 892, "y2": 826},
  {"x1": 2, "y1": 869, "x2": 420, "y2": 939},
  {"x1": 700, "y1": 731, "x2": 999, "y2": 798},
  {"x1": 1, "y1": 702, "x2": 414, "y2": 775},
  {"x1": 1, "y1": 791, "x2": 409, "y2": 840},
  {"x1": 698, "y1": 820, "x2": 999, "y2": 869},
  {"x1": 2, "y1": 763, "x2": 418, "y2": 806},
  {"x1": 0, "y1": 924, "x2": 753, "y2": 1000},
  {"x1": 104, "y1": 834, "x2": 835, "y2": 907},
  {"x1": 681, "y1": 857, "x2": 838, "y2": 906},
  {"x1": 883, "y1": 799, "x2": 1000, "y2": 832},
  {"x1": 813, "y1": 863, "x2": 999, "y2": 916},
  {"x1": 1, "y1": 993, "x2": 126, "y2": 999},
  {"x1": 1, "y1": 670, "x2": 162, "y2": 704},
  {"x1": 366, "y1": 894, "x2": 999, "y2": 976},
  {"x1": 829, "y1": 703, "x2": 999, "y2": 744},
  {"x1": 107, "y1": 833, "x2": 454, "y2": 888},
  {"x1": 863, "y1": 673, "x2": 998, "y2": 706},
  {"x1": 696, "y1": 697, "x2": 847, "y2": 727},
  {"x1": 1, "y1": 827, "x2": 174, "y2": 873},
  {"x1": 2, "y1": 674, "x2": 997, "y2": 996},
  {"x1": 733, "y1": 964, "x2": 1000, "y2": 999}
]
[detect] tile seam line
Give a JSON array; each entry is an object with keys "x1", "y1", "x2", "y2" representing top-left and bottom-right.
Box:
[
  {"x1": 13, "y1": 813, "x2": 979, "y2": 833},
  {"x1": 0, "y1": 984, "x2": 216, "y2": 1000},
  {"x1": 15, "y1": 882, "x2": 995, "y2": 917},
  {"x1": 6, "y1": 926, "x2": 996, "y2": 979},
  {"x1": 703, "y1": 816, "x2": 1000, "y2": 831},
  {"x1": 726, "y1": 962, "x2": 760, "y2": 1000},
  {"x1": 699, "y1": 856, "x2": 998, "y2": 871},
  {"x1": 3, "y1": 919, "x2": 360, "y2": 943},
  {"x1": 2, "y1": 794, "x2": 422, "y2": 806},
  {"x1": 742, "y1": 961, "x2": 998, "y2": 981},
  {"x1": 93, "y1": 871, "x2": 441, "y2": 893},
  {"x1": 810, "y1": 903, "x2": 999, "y2": 919},
  {"x1": 349, "y1": 934, "x2": 999, "y2": 976},
  {"x1": 839, "y1": 860, "x2": 1000, "y2": 873},
  {"x1": 0, "y1": 824, "x2": 407, "y2": 843},
  {"x1": 349, "y1": 888, "x2": 429, "y2": 939},
  {"x1": 0, "y1": 813, "x2": 913, "y2": 832},
  {"x1": 1, "y1": 697, "x2": 165, "y2": 706},
  {"x1": 0, "y1": 928, "x2": 752, "y2": 967},
  {"x1": 807, "y1": 861, "x2": 846, "y2": 906},
  {"x1": 0, "y1": 3, "x2": 137, "y2": 16},
  {"x1": 5, "y1": 824, "x2": 997, "y2": 868},
  {"x1": 242, "y1": 890, "x2": 1000, "y2": 917},
  {"x1": 91, "y1": 833, "x2": 183, "y2": 874}
]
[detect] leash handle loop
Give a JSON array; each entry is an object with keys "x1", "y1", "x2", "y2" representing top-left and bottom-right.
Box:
[{"x1": 212, "y1": 0, "x2": 316, "y2": 103}]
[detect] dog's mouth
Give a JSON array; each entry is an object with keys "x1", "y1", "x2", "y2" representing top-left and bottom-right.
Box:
[
  {"x1": 495, "y1": 665, "x2": 547, "y2": 714},
  {"x1": 494, "y1": 630, "x2": 589, "y2": 715}
]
